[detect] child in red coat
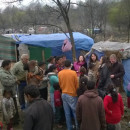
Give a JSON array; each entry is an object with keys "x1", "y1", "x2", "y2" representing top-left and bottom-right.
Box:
[
  {"x1": 53, "y1": 82, "x2": 64, "y2": 128},
  {"x1": 104, "y1": 84, "x2": 124, "y2": 130}
]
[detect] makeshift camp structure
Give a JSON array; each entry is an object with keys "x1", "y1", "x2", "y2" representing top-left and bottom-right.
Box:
[
  {"x1": 0, "y1": 35, "x2": 16, "y2": 61},
  {"x1": 87, "y1": 41, "x2": 130, "y2": 91},
  {"x1": 12, "y1": 32, "x2": 94, "y2": 61}
]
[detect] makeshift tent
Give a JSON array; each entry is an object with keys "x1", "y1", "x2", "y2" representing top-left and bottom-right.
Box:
[
  {"x1": 12, "y1": 32, "x2": 94, "y2": 60},
  {"x1": 87, "y1": 41, "x2": 130, "y2": 91},
  {"x1": 0, "y1": 35, "x2": 16, "y2": 61}
]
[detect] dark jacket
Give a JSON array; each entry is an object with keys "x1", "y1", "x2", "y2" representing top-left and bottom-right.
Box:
[
  {"x1": 24, "y1": 98, "x2": 53, "y2": 130},
  {"x1": 109, "y1": 62, "x2": 125, "y2": 87},
  {"x1": 98, "y1": 63, "x2": 112, "y2": 90},
  {"x1": 76, "y1": 89, "x2": 106, "y2": 130}
]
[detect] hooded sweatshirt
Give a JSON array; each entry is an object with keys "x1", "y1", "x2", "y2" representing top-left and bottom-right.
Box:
[{"x1": 76, "y1": 89, "x2": 106, "y2": 130}]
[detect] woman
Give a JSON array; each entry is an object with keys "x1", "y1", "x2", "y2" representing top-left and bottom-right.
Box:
[
  {"x1": 98, "y1": 56, "x2": 111, "y2": 91},
  {"x1": 104, "y1": 84, "x2": 124, "y2": 130},
  {"x1": 48, "y1": 65, "x2": 58, "y2": 113},
  {"x1": 77, "y1": 76, "x2": 88, "y2": 97},
  {"x1": 88, "y1": 53, "x2": 100, "y2": 80},
  {"x1": 27, "y1": 60, "x2": 43, "y2": 86},
  {"x1": 73, "y1": 55, "x2": 87, "y2": 76}
]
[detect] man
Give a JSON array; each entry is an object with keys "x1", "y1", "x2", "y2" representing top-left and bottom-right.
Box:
[
  {"x1": 12, "y1": 54, "x2": 29, "y2": 110},
  {"x1": 76, "y1": 80, "x2": 106, "y2": 130},
  {"x1": 58, "y1": 60, "x2": 78, "y2": 130},
  {"x1": 24, "y1": 85, "x2": 53, "y2": 130},
  {"x1": 109, "y1": 54, "x2": 125, "y2": 91},
  {"x1": 56, "y1": 56, "x2": 64, "y2": 72}
]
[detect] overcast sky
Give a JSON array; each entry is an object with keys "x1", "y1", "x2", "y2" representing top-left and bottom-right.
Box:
[{"x1": 0, "y1": 0, "x2": 86, "y2": 10}]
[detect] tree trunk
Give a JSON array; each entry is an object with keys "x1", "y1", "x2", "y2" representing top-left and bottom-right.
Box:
[
  {"x1": 67, "y1": 23, "x2": 76, "y2": 62},
  {"x1": 128, "y1": 18, "x2": 130, "y2": 43}
]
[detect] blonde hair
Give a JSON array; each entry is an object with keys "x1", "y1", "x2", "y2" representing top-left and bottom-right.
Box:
[{"x1": 110, "y1": 54, "x2": 117, "y2": 60}]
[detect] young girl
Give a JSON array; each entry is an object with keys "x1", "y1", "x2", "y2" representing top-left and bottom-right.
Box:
[
  {"x1": 53, "y1": 82, "x2": 64, "y2": 128},
  {"x1": 104, "y1": 84, "x2": 124, "y2": 130},
  {"x1": 88, "y1": 53, "x2": 100, "y2": 81},
  {"x1": 77, "y1": 76, "x2": 88, "y2": 97},
  {"x1": 73, "y1": 55, "x2": 87, "y2": 76},
  {"x1": 2, "y1": 90, "x2": 16, "y2": 130}
]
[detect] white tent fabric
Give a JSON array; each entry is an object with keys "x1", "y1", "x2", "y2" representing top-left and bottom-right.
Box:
[{"x1": 92, "y1": 41, "x2": 130, "y2": 59}]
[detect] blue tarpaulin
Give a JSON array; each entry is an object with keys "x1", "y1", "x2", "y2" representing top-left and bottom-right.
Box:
[
  {"x1": 122, "y1": 59, "x2": 130, "y2": 91},
  {"x1": 12, "y1": 32, "x2": 94, "y2": 60}
]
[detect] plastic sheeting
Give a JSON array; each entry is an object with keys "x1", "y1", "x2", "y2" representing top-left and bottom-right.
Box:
[
  {"x1": 12, "y1": 32, "x2": 94, "y2": 51},
  {"x1": 92, "y1": 41, "x2": 130, "y2": 59},
  {"x1": 122, "y1": 59, "x2": 130, "y2": 91},
  {"x1": 90, "y1": 41, "x2": 130, "y2": 92},
  {"x1": 11, "y1": 32, "x2": 94, "y2": 61}
]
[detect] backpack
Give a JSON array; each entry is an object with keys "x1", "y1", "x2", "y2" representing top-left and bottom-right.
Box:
[{"x1": 62, "y1": 39, "x2": 72, "y2": 52}]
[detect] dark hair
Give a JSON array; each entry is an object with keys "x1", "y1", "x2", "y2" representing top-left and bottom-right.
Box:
[
  {"x1": 24, "y1": 63, "x2": 29, "y2": 71},
  {"x1": 101, "y1": 56, "x2": 109, "y2": 65},
  {"x1": 87, "y1": 80, "x2": 95, "y2": 90},
  {"x1": 38, "y1": 61, "x2": 46, "y2": 67},
  {"x1": 77, "y1": 76, "x2": 88, "y2": 97},
  {"x1": 88, "y1": 63, "x2": 94, "y2": 70},
  {"x1": 107, "y1": 84, "x2": 118, "y2": 103},
  {"x1": 1, "y1": 60, "x2": 11, "y2": 68},
  {"x1": 47, "y1": 56, "x2": 54, "y2": 62},
  {"x1": 24, "y1": 85, "x2": 40, "y2": 98},
  {"x1": 80, "y1": 67, "x2": 87, "y2": 78},
  {"x1": 55, "y1": 56, "x2": 62, "y2": 62},
  {"x1": 53, "y1": 82, "x2": 60, "y2": 90},
  {"x1": 49, "y1": 65, "x2": 57, "y2": 72},
  {"x1": 3, "y1": 89, "x2": 12, "y2": 97},
  {"x1": 64, "y1": 60, "x2": 71, "y2": 67},
  {"x1": 89, "y1": 53, "x2": 98, "y2": 63},
  {"x1": 77, "y1": 55, "x2": 85, "y2": 63},
  {"x1": 61, "y1": 55, "x2": 66, "y2": 58}
]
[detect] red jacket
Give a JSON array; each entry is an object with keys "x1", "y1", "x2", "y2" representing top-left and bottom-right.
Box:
[
  {"x1": 54, "y1": 90, "x2": 62, "y2": 107},
  {"x1": 104, "y1": 93, "x2": 124, "y2": 124}
]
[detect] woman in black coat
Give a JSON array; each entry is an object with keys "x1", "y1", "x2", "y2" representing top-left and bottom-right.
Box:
[{"x1": 98, "y1": 56, "x2": 112, "y2": 92}]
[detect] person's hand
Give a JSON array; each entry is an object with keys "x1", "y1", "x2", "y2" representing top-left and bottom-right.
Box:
[
  {"x1": 16, "y1": 80, "x2": 20, "y2": 84},
  {"x1": 109, "y1": 111, "x2": 112, "y2": 114},
  {"x1": 110, "y1": 75, "x2": 115, "y2": 78}
]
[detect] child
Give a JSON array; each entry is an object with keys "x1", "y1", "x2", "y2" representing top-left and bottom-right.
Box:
[
  {"x1": 1, "y1": 90, "x2": 16, "y2": 130},
  {"x1": 77, "y1": 76, "x2": 88, "y2": 97},
  {"x1": 53, "y1": 82, "x2": 64, "y2": 128}
]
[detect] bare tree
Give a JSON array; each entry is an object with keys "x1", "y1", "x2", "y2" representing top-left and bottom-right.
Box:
[
  {"x1": 3, "y1": 0, "x2": 77, "y2": 61},
  {"x1": 46, "y1": 0, "x2": 76, "y2": 61}
]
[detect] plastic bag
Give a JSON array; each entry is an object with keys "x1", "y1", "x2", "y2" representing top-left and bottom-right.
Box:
[{"x1": 62, "y1": 39, "x2": 72, "y2": 52}]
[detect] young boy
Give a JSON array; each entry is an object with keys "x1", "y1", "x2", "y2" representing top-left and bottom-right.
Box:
[
  {"x1": 53, "y1": 82, "x2": 64, "y2": 128},
  {"x1": 1, "y1": 90, "x2": 16, "y2": 130}
]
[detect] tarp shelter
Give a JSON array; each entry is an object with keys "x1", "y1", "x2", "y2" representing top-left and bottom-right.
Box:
[
  {"x1": 12, "y1": 32, "x2": 94, "y2": 61},
  {"x1": 0, "y1": 35, "x2": 16, "y2": 61},
  {"x1": 88, "y1": 41, "x2": 130, "y2": 91}
]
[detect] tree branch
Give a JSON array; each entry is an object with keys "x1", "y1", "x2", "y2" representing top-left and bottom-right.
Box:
[{"x1": 3, "y1": 0, "x2": 22, "y2": 4}]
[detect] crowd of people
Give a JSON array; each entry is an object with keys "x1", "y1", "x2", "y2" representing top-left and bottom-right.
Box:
[{"x1": 0, "y1": 52, "x2": 128, "y2": 130}]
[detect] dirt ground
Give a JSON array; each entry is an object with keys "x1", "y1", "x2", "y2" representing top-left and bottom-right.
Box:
[{"x1": 0, "y1": 86, "x2": 130, "y2": 130}]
